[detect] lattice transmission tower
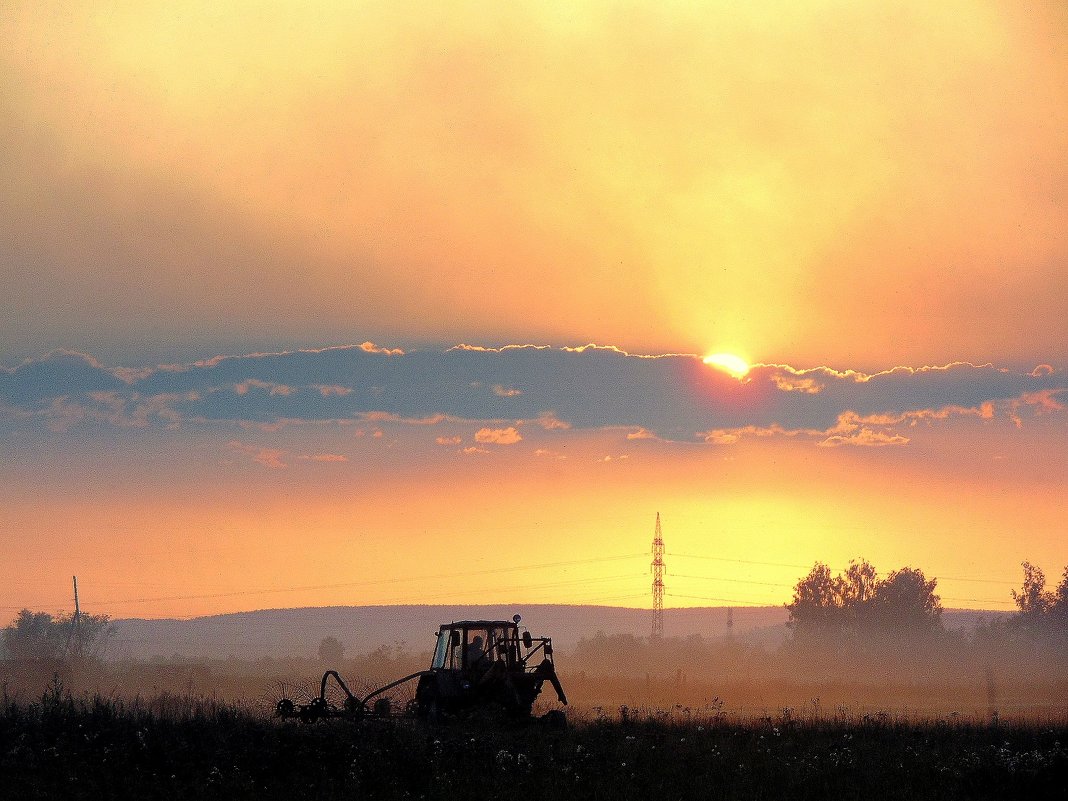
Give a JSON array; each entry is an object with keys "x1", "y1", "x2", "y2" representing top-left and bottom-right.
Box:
[{"x1": 651, "y1": 512, "x2": 665, "y2": 639}]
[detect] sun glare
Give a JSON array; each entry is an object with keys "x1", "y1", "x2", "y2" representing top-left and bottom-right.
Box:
[{"x1": 703, "y1": 352, "x2": 751, "y2": 379}]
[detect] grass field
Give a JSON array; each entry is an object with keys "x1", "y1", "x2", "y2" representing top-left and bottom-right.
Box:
[{"x1": 2, "y1": 683, "x2": 1065, "y2": 800}]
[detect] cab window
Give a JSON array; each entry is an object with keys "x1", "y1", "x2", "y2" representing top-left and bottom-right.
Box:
[{"x1": 431, "y1": 630, "x2": 450, "y2": 669}]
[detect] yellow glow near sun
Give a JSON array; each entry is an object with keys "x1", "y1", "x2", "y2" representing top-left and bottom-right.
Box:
[{"x1": 703, "y1": 353, "x2": 751, "y2": 379}]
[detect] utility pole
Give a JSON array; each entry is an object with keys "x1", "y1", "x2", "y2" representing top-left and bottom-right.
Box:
[
  {"x1": 68, "y1": 575, "x2": 81, "y2": 657},
  {"x1": 651, "y1": 513, "x2": 665, "y2": 639}
]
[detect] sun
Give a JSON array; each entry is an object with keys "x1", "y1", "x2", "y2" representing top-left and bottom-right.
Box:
[{"x1": 702, "y1": 352, "x2": 751, "y2": 379}]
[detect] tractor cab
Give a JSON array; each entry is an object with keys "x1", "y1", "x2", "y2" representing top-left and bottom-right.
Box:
[
  {"x1": 416, "y1": 614, "x2": 567, "y2": 717},
  {"x1": 431, "y1": 621, "x2": 524, "y2": 672}
]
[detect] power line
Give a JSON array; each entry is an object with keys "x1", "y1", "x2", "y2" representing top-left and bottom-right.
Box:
[
  {"x1": 95, "y1": 572, "x2": 648, "y2": 610},
  {"x1": 935, "y1": 575, "x2": 1020, "y2": 586},
  {"x1": 3, "y1": 543, "x2": 1032, "y2": 619},
  {"x1": 88, "y1": 553, "x2": 646, "y2": 606},
  {"x1": 668, "y1": 552, "x2": 812, "y2": 570},
  {"x1": 670, "y1": 573, "x2": 792, "y2": 588},
  {"x1": 665, "y1": 592, "x2": 776, "y2": 607},
  {"x1": 571, "y1": 593, "x2": 648, "y2": 605},
  {"x1": 940, "y1": 597, "x2": 1017, "y2": 607},
  {"x1": 669, "y1": 552, "x2": 1022, "y2": 586}
]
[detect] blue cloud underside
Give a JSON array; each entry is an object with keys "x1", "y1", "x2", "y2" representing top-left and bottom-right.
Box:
[{"x1": 1, "y1": 346, "x2": 1063, "y2": 442}]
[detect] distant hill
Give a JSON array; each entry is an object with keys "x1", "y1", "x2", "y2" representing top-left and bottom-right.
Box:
[
  {"x1": 108, "y1": 605, "x2": 1010, "y2": 662},
  {"x1": 109, "y1": 605, "x2": 783, "y2": 661}
]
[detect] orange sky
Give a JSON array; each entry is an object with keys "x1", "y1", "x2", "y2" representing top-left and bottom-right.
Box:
[
  {"x1": 3, "y1": 1, "x2": 1066, "y2": 365},
  {"x1": 1, "y1": 2, "x2": 1066, "y2": 622},
  {"x1": 1, "y1": 368, "x2": 1062, "y2": 618}
]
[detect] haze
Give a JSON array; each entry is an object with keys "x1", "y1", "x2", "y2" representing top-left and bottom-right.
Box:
[{"x1": 1, "y1": 1, "x2": 1065, "y2": 622}]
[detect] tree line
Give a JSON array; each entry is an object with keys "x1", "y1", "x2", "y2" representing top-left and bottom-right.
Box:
[
  {"x1": 1, "y1": 609, "x2": 112, "y2": 662},
  {"x1": 1009, "y1": 561, "x2": 1068, "y2": 631},
  {"x1": 785, "y1": 558, "x2": 1068, "y2": 640},
  {"x1": 2, "y1": 559, "x2": 1064, "y2": 665},
  {"x1": 786, "y1": 559, "x2": 941, "y2": 640}
]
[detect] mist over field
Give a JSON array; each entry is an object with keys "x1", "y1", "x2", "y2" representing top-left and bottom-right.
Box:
[
  {"x1": 4, "y1": 575, "x2": 1066, "y2": 798},
  {"x1": 3, "y1": 601, "x2": 1063, "y2": 723}
]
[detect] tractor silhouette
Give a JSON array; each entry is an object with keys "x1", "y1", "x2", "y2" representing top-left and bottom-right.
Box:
[{"x1": 274, "y1": 614, "x2": 567, "y2": 725}]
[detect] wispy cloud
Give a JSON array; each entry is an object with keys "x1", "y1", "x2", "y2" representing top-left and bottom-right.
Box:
[
  {"x1": 818, "y1": 429, "x2": 910, "y2": 448},
  {"x1": 297, "y1": 453, "x2": 349, "y2": 463},
  {"x1": 228, "y1": 440, "x2": 288, "y2": 469},
  {"x1": 474, "y1": 426, "x2": 522, "y2": 445},
  {"x1": 492, "y1": 384, "x2": 523, "y2": 397},
  {"x1": 227, "y1": 439, "x2": 350, "y2": 468}
]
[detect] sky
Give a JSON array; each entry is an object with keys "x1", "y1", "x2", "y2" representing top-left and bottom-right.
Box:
[{"x1": 1, "y1": 1, "x2": 1065, "y2": 622}]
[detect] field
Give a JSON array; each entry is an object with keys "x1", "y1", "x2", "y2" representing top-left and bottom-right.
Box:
[{"x1": 2, "y1": 683, "x2": 1065, "y2": 800}]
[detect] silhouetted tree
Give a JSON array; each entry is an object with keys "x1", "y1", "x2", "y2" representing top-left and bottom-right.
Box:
[
  {"x1": 2, "y1": 611, "x2": 64, "y2": 661},
  {"x1": 1011, "y1": 562, "x2": 1054, "y2": 621},
  {"x1": 66, "y1": 611, "x2": 113, "y2": 661},
  {"x1": 2, "y1": 609, "x2": 112, "y2": 662},
  {"x1": 835, "y1": 559, "x2": 880, "y2": 633},
  {"x1": 1010, "y1": 562, "x2": 1068, "y2": 634},
  {"x1": 787, "y1": 560, "x2": 941, "y2": 641},
  {"x1": 872, "y1": 567, "x2": 942, "y2": 632},
  {"x1": 787, "y1": 563, "x2": 839, "y2": 633},
  {"x1": 1051, "y1": 567, "x2": 1068, "y2": 627},
  {"x1": 318, "y1": 636, "x2": 345, "y2": 664},
  {"x1": 836, "y1": 559, "x2": 879, "y2": 606}
]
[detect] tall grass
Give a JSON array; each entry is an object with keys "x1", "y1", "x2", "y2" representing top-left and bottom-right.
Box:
[{"x1": 1, "y1": 681, "x2": 1065, "y2": 800}]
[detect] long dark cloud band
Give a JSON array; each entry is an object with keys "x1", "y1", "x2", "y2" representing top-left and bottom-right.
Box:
[{"x1": 1, "y1": 345, "x2": 1063, "y2": 443}]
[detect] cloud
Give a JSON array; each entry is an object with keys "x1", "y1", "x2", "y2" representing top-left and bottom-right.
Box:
[
  {"x1": 234, "y1": 379, "x2": 296, "y2": 396},
  {"x1": 228, "y1": 440, "x2": 287, "y2": 469},
  {"x1": 1008, "y1": 389, "x2": 1066, "y2": 428},
  {"x1": 313, "y1": 384, "x2": 354, "y2": 396},
  {"x1": 436, "y1": 435, "x2": 462, "y2": 446},
  {"x1": 702, "y1": 424, "x2": 805, "y2": 445},
  {"x1": 228, "y1": 440, "x2": 350, "y2": 467},
  {"x1": 359, "y1": 342, "x2": 405, "y2": 356},
  {"x1": 534, "y1": 448, "x2": 565, "y2": 459},
  {"x1": 536, "y1": 412, "x2": 571, "y2": 430},
  {"x1": 255, "y1": 449, "x2": 288, "y2": 469},
  {"x1": 474, "y1": 426, "x2": 522, "y2": 445},
  {"x1": 449, "y1": 344, "x2": 550, "y2": 354},
  {"x1": 297, "y1": 453, "x2": 349, "y2": 463},
  {"x1": 359, "y1": 411, "x2": 448, "y2": 426},
  {"x1": 1, "y1": 347, "x2": 1064, "y2": 448},
  {"x1": 818, "y1": 429, "x2": 910, "y2": 448},
  {"x1": 702, "y1": 400, "x2": 1006, "y2": 448},
  {"x1": 626, "y1": 428, "x2": 656, "y2": 440},
  {"x1": 771, "y1": 374, "x2": 823, "y2": 394}
]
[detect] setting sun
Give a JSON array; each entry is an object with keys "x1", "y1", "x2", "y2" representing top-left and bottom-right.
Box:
[{"x1": 702, "y1": 353, "x2": 751, "y2": 379}]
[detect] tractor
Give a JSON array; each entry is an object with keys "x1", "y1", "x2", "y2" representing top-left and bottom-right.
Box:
[{"x1": 273, "y1": 614, "x2": 567, "y2": 724}]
